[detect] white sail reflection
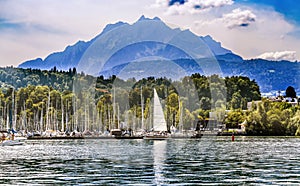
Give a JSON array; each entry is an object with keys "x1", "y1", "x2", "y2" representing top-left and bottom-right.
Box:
[{"x1": 153, "y1": 140, "x2": 167, "y2": 185}]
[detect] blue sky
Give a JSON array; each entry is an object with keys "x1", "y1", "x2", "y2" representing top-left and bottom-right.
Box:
[
  {"x1": 236, "y1": 0, "x2": 300, "y2": 24},
  {"x1": 0, "y1": 0, "x2": 300, "y2": 66},
  {"x1": 235, "y1": 0, "x2": 300, "y2": 41}
]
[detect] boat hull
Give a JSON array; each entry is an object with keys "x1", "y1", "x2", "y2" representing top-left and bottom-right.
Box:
[
  {"x1": 115, "y1": 136, "x2": 144, "y2": 139},
  {"x1": 1, "y1": 140, "x2": 24, "y2": 146},
  {"x1": 144, "y1": 135, "x2": 170, "y2": 140},
  {"x1": 27, "y1": 136, "x2": 84, "y2": 140}
]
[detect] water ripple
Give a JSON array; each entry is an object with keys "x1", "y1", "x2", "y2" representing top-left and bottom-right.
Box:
[{"x1": 1, "y1": 137, "x2": 300, "y2": 185}]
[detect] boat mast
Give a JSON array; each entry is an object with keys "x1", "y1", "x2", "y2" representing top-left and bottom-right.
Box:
[
  {"x1": 99, "y1": 106, "x2": 103, "y2": 132},
  {"x1": 61, "y1": 95, "x2": 64, "y2": 132},
  {"x1": 22, "y1": 102, "x2": 27, "y2": 131},
  {"x1": 117, "y1": 103, "x2": 120, "y2": 129},
  {"x1": 72, "y1": 83, "x2": 78, "y2": 131},
  {"x1": 12, "y1": 88, "x2": 16, "y2": 130},
  {"x1": 55, "y1": 99, "x2": 58, "y2": 132},
  {"x1": 141, "y1": 86, "x2": 144, "y2": 130},
  {"x1": 84, "y1": 97, "x2": 87, "y2": 131},
  {"x1": 66, "y1": 100, "x2": 69, "y2": 131},
  {"x1": 178, "y1": 96, "x2": 183, "y2": 132},
  {"x1": 46, "y1": 89, "x2": 50, "y2": 131},
  {"x1": 6, "y1": 106, "x2": 9, "y2": 131},
  {"x1": 40, "y1": 106, "x2": 43, "y2": 132},
  {"x1": 113, "y1": 85, "x2": 116, "y2": 128}
]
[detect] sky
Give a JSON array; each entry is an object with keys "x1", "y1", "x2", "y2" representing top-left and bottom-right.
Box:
[{"x1": 0, "y1": 0, "x2": 300, "y2": 67}]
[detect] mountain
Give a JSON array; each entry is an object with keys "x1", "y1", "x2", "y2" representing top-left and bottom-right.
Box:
[
  {"x1": 21, "y1": 40, "x2": 92, "y2": 70},
  {"x1": 19, "y1": 16, "x2": 232, "y2": 71},
  {"x1": 201, "y1": 35, "x2": 232, "y2": 56},
  {"x1": 18, "y1": 16, "x2": 300, "y2": 94}
]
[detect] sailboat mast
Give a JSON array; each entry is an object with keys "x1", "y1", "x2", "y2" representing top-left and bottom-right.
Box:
[
  {"x1": 84, "y1": 97, "x2": 87, "y2": 131},
  {"x1": 66, "y1": 100, "x2": 68, "y2": 131},
  {"x1": 141, "y1": 86, "x2": 144, "y2": 130},
  {"x1": 72, "y1": 83, "x2": 77, "y2": 131},
  {"x1": 117, "y1": 103, "x2": 120, "y2": 129},
  {"x1": 6, "y1": 107, "x2": 9, "y2": 131},
  {"x1": 23, "y1": 102, "x2": 27, "y2": 131},
  {"x1": 61, "y1": 95, "x2": 64, "y2": 132},
  {"x1": 113, "y1": 86, "x2": 116, "y2": 128},
  {"x1": 12, "y1": 88, "x2": 16, "y2": 130},
  {"x1": 46, "y1": 89, "x2": 50, "y2": 130},
  {"x1": 178, "y1": 96, "x2": 183, "y2": 132},
  {"x1": 40, "y1": 106, "x2": 43, "y2": 132},
  {"x1": 99, "y1": 106, "x2": 103, "y2": 132}
]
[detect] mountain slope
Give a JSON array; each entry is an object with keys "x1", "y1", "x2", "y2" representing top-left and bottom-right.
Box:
[
  {"x1": 19, "y1": 16, "x2": 232, "y2": 71},
  {"x1": 18, "y1": 16, "x2": 300, "y2": 94}
]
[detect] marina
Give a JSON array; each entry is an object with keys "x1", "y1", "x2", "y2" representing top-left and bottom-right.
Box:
[{"x1": 0, "y1": 2, "x2": 298, "y2": 185}]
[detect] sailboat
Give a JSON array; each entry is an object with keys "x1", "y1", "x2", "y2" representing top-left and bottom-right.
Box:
[
  {"x1": 1, "y1": 103, "x2": 25, "y2": 146},
  {"x1": 144, "y1": 89, "x2": 169, "y2": 140}
]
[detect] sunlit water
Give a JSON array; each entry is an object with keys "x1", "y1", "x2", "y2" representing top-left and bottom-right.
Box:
[{"x1": 1, "y1": 137, "x2": 300, "y2": 185}]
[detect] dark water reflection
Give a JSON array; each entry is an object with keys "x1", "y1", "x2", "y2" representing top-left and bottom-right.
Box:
[{"x1": 1, "y1": 137, "x2": 300, "y2": 185}]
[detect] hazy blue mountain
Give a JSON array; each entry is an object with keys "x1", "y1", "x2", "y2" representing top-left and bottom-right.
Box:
[
  {"x1": 18, "y1": 16, "x2": 300, "y2": 94},
  {"x1": 201, "y1": 35, "x2": 232, "y2": 56},
  {"x1": 19, "y1": 40, "x2": 91, "y2": 71},
  {"x1": 19, "y1": 16, "x2": 232, "y2": 71}
]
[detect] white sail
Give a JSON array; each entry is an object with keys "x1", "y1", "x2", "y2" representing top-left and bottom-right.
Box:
[{"x1": 153, "y1": 89, "x2": 167, "y2": 132}]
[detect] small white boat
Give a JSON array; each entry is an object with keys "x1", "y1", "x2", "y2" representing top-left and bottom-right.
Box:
[
  {"x1": 1, "y1": 131, "x2": 26, "y2": 146},
  {"x1": 144, "y1": 132, "x2": 170, "y2": 140},
  {"x1": 1, "y1": 139, "x2": 24, "y2": 146}
]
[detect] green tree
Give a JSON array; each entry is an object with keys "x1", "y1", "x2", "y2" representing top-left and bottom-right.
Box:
[
  {"x1": 285, "y1": 86, "x2": 296, "y2": 98},
  {"x1": 230, "y1": 92, "x2": 242, "y2": 110},
  {"x1": 224, "y1": 110, "x2": 246, "y2": 129}
]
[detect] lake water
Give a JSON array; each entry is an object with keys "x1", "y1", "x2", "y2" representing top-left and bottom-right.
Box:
[{"x1": 1, "y1": 137, "x2": 300, "y2": 185}]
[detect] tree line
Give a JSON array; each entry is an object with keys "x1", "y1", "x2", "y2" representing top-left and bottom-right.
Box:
[{"x1": 0, "y1": 67, "x2": 268, "y2": 134}]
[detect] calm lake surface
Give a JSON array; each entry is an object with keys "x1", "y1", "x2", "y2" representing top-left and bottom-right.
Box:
[{"x1": 1, "y1": 136, "x2": 300, "y2": 185}]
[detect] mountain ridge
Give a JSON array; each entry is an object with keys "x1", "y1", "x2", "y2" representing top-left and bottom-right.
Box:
[
  {"x1": 19, "y1": 16, "x2": 232, "y2": 71},
  {"x1": 18, "y1": 16, "x2": 300, "y2": 94}
]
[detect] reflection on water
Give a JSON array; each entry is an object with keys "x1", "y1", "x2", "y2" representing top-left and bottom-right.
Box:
[
  {"x1": 153, "y1": 140, "x2": 167, "y2": 185},
  {"x1": 1, "y1": 137, "x2": 300, "y2": 185}
]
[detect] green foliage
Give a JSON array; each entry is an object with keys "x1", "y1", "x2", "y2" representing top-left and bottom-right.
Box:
[
  {"x1": 224, "y1": 110, "x2": 246, "y2": 129},
  {"x1": 246, "y1": 99, "x2": 300, "y2": 136},
  {"x1": 226, "y1": 76, "x2": 261, "y2": 109},
  {"x1": 0, "y1": 67, "x2": 264, "y2": 133},
  {"x1": 286, "y1": 86, "x2": 297, "y2": 98}
]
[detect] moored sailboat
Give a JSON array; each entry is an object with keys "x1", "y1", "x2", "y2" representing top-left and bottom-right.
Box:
[
  {"x1": 144, "y1": 89, "x2": 169, "y2": 140},
  {"x1": 1, "y1": 131, "x2": 25, "y2": 146}
]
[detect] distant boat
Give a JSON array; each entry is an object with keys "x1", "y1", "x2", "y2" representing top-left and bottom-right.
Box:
[
  {"x1": 27, "y1": 135, "x2": 84, "y2": 140},
  {"x1": 110, "y1": 129, "x2": 144, "y2": 139},
  {"x1": 1, "y1": 139, "x2": 24, "y2": 146},
  {"x1": 1, "y1": 131, "x2": 25, "y2": 146},
  {"x1": 144, "y1": 89, "x2": 169, "y2": 140},
  {"x1": 114, "y1": 135, "x2": 144, "y2": 139}
]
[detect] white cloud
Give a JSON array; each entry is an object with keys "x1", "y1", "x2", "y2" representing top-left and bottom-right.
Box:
[
  {"x1": 194, "y1": 0, "x2": 234, "y2": 9},
  {"x1": 257, "y1": 51, "x2": 297, "y2": 61},
  {"x1": 153, "y1": 0, "x2": 169, "y2": 8},
  {"x1": 191, "y1": 5, "x2": 300, "y2": 61},
  {"x1": 153, "y1": 0, "x2": 234, "y2": 15},
  {"x1": 222, "y1": 8, "x2": 256, "y2": 28}
]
